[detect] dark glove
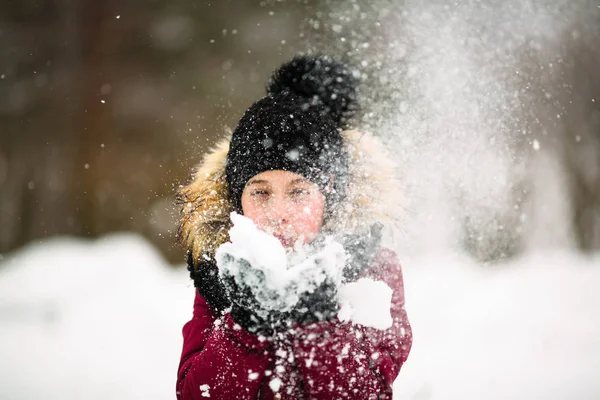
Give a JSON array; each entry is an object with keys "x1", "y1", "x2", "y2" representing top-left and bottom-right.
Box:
[
  {"x1": 187, "y1": 251, "x2": 275, "y2": 333},
  {"x1": 281, "y1": 238, "x2": 343, "y2": 324},
  {"x1": 218, "y1": 254, "x2": 278, "y2": 334},
  {"x1": 282, "y1": 226, "x2": 384, "y2": 325},
  {"x1": 219, "y1": 243, "x2": 343, "y2": 329},
  {"x1": 282, "y1": 224, "x2": 384, "y2": 325},
  {"x1": 187, "y1": 253, "x2": 231, "y2": 315},
  {"x1": 285, "y1": 278, "x2": 339, "y2": 324}
]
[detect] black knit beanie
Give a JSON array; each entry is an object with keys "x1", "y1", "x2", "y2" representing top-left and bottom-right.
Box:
[{"x1": 226, "y1": 55, "x2": 360, "y2": 212}]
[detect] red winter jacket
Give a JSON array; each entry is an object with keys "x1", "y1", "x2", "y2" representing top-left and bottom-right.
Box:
[{"x1": 176, "y1": 248, "x2": 412, "y2": 400}]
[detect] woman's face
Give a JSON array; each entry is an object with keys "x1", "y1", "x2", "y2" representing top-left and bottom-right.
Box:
[{"x1": 241, "y1": 170, "x2": 326, "y2": 248}]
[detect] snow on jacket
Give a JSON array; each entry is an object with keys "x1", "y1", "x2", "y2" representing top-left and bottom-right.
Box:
[{"x1": 175, "y1": 130, "x2": 412, "y2": 399}]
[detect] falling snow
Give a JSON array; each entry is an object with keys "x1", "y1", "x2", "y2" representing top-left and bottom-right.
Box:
[{"x1": 199, "y1": 384, "x2": 210, "y2": 397}]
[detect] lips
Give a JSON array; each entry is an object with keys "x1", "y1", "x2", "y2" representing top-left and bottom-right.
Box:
[{"x1": 272, "y1": 232, "x2": 293, "y2": 247}]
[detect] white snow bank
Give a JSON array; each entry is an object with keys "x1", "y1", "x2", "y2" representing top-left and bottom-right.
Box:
[
  {"x1": 395, "y1": 251, "x2": 600, "y2": 400},
  {"x1": 1, "y1": 235, "x2": 600, "y2": 399},
  {"x1": 0, "y1": 233, "x2": 193, "y2": 400}
]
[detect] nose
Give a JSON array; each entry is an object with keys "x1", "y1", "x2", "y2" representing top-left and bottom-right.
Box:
[{"x1": 266, "y1": 194, "x2": 290, "y2": 225}]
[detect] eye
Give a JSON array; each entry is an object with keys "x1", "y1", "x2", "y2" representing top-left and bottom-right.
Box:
[
  {"x1": 251, "y1": 189, "x2": 269, "y2": 196},
  {"x1": 290, "y1": 188, "x2": 310, "y2": 196}
]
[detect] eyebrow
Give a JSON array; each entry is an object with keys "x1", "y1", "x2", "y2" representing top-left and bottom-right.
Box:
[
  {"x1": 246, "y1": 177, "x2": 313, "y2": 190},
  {"x1": 246, "y1": 179, "x2": 270, "y2": 186},
  {"x1": 288, "y1": 178, "x2": 310, "y2": 185}
]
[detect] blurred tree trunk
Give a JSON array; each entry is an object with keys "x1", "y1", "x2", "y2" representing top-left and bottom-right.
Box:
[
  {"x1": 0, "y1": 0, "x2": 115, "y2": 252},
  {"x1": 561, "y1": 41, "x2": 600, "y2": 251},
  {"x1": 0, "y1": 0, "x2": 85, "y2": 250},
  {"x1": 38, "y1": 0, "x2": 85, "y2": 238},
  {"x1": 72, "y1": 0, "x2": 114, "y2": 236}
]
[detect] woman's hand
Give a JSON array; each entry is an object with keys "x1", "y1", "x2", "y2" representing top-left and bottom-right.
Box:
[
  {"x1": 217, "y1": 253, "x2": 278, "y2": 333},
  {"x1": 217, "y1": 241, "x2": 346, "y2": 331}
]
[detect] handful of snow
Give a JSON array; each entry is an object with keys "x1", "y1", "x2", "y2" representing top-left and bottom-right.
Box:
[
  {"x1": 216, "y1": 212, "x2": 393, "y2": 329},
  {"x1": 215, "y1": 213, "x2": 345, "y2": 316},
  {"x1": 338, "y1": 278, "x2": 394, "y2": 330}
]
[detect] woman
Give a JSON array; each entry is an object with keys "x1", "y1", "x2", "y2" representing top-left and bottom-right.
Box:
[{"x1": 175, "y1": 55, "x2": 412, "y2": 399}]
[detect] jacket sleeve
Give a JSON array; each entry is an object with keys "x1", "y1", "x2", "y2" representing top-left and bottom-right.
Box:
[
  {"x1": 290, "y1": 248, "x2": 412, "y2": 399},
  {"x1": 176, "y1": 290, "x2": 272, "y2": 400}
]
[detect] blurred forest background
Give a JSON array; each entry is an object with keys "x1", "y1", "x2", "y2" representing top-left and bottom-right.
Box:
[
  {"x1": 0, "y1": 0, "x2": 314, "y2": 263},
  {"x1": 1, "y1": 0, "x2": 599, "y2": 264}
]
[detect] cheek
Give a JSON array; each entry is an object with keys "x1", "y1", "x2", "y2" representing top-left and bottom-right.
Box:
[
  {"x1": 241, "y1": 197, "x2": 266, "y2": 227},
  {"x1": 291, "y1": 197, "x2": 325, "y2": 236}
]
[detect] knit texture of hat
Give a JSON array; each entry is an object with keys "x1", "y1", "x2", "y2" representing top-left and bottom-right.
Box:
[{"x1": 226, "y1": 55, "x2": 360, "y2": 211}]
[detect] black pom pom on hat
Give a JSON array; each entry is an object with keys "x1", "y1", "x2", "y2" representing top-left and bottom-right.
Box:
[
  {"x1": 267, "y1": 55, "x2": 359, "y2": 127},
  {"x1": 226, "y1": 55, "x2": 360, "y2": 212}
]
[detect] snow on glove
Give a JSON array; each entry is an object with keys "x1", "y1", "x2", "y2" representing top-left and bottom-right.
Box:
[
  {"x1": 215, "y1": 213, "x2": 295, "y2": 332},
  {"x1": 216, "y1": 213, "x2": 347, "y2": 328},
  {"x1": 218, "y1": 255, "x2": 274, "y2": 333},
  {"x1": 218, "y1": 249, "x2": 295, "y2": 330},
  {"x1": 285, "y1": 278, "x2": 339, "y2": 323},
  {"x1": 285, "y1": 224, "x2": 384, "y2": 324},
  {"x1": 283, "y1": 240, "x2": 345, "y2": 323}
]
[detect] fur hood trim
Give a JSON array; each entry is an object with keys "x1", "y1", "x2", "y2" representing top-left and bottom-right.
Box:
[{"x1": 176, "y1": 131, "x2": 402, "y2": 264}]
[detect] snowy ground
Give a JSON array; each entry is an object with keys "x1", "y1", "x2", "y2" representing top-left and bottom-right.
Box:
[{"x1": 0, "y1": 234, "x2": 599, "y2": 400}]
